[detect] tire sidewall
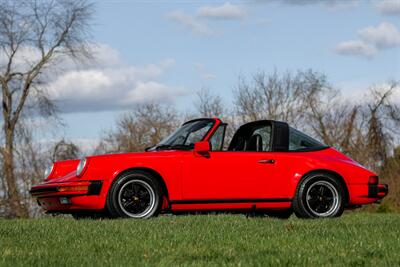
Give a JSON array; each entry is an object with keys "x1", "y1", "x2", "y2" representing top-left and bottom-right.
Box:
[
  {"x1": 108, "y1": 171, "x2": 162, "y2": 219},
  {"x1": 297, "y1": 173, "x2": 345, "y2": 218}
]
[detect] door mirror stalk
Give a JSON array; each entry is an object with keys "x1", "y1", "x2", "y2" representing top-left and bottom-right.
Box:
[{"x1": 194, "y1": 141, "x2": 210, "y2": 157}]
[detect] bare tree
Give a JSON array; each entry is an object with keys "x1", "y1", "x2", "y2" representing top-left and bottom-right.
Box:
[
  {"x1": 51, "y1": 139, "x2": 80, "y2": 161},
  {"x1": 233, "y1": 70, "x2": 400, "y2": 169},
  {"x1": 96, "y1": 103, "x2": 179, "y2": 154},
  {"x1": 0, "y1": 0, "x2": 94, "y2": 217},
  {"x1": 363, "y1": 82, "x2": 399, "y2": 170},
  {"x1": 13, "y1": 123, "x2": 47, "y2": 217},
  {"x1": 194, "y1": 88, "x2": 225, "y2": 118},
  {"x1": 192, "y1": 88, "x2": 238, "y2": 147},
  {"x1": 234, "y1": 70, "x2": 333, "y2": 128},
  {"x1": 306, "y1": 81, "x2": 399, "y2": 170},
  {"x1": 380, "y1": 146, "x2": 400, "y2": 211}
]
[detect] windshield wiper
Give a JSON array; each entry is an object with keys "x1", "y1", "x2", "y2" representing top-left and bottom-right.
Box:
[{"x1": 154, "y1": 144, "x2": 192, "y2": 151}]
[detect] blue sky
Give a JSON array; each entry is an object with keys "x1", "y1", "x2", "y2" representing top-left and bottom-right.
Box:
[{"x1": 56, "y1": 0, "x2": 400, "y2": 144}]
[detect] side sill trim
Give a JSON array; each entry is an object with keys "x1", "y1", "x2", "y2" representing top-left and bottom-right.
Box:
[{"x1": 170, "y1": 198, "x2": 292, "y2": 205}]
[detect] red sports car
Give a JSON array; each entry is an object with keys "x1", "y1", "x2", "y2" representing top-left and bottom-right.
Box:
[{"x1": 30, "y1": 118, "x2": 388, "y2": 219}]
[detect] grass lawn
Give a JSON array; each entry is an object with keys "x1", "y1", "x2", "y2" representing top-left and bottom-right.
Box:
[{"x1": 0, "y1": 213, "x2": 399, "y2": 266}]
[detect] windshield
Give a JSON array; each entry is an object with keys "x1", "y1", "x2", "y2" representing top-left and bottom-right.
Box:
[{"x1": 155, "y1": 119, "x2": 215, "y2": 149}]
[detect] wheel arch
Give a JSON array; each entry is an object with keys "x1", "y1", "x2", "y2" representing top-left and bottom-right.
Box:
[
  {"x1": 114, "y1": 167, "x2": 170, "y2": 201},
  {"x1": 299, "y1": 169, "x2": 350, "y2": 205}
]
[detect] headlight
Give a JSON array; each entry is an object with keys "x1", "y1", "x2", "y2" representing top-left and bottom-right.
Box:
[
  {"x1": 76, "y1": 158, "x2": 88, "y2": 177},
  {"x1": 44, "y1": 164, "x2": 54, "y2": 180}
]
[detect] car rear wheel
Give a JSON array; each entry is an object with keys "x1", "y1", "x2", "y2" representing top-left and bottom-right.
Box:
[
  {"x1": 293, "y1": 172, "x2": 345, "y2": 219},
  {"x1": 106, "y1": 170, "x2": 163, "y2": 219}
]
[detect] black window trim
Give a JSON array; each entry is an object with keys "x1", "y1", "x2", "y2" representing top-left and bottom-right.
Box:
[
  {"x1": 223, "y1": 120, "x2": 330, "y2": 153},
  {"x1": 181, "y1": 118, "x2": 216, "y2": 147},
  {"x1": 227, "y1": 120, "x2": 274, "y2": 152},
  {"x1": 208, "y1": 123, "x2": 227, "y2": 151},
  {"x1": 163, "y1": 118, "x2": 330, "y2": 153}
]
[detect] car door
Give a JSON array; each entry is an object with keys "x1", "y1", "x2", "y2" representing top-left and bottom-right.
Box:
[
  {"x1": 181, "y1": 122, "x2": 288, "y2": 200},
  {"x1": 181, "y1": 151, "x2": 279, "y2": 200}
]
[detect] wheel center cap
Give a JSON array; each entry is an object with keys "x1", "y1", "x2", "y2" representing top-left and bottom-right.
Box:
[{"x1": 133, "y1": 196, "x2": 139, "y2": 201}]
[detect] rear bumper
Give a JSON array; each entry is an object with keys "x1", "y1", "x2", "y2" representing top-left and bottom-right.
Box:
[
  {"x1": 349, "y1": 183, "x2": 389, "y2": 205},
  {"x1": 369, "y1": 183, "x2": 388, "y2": 199},
  {"x1": 30, "y1": 180, "x2": 105, "y2": 212}
]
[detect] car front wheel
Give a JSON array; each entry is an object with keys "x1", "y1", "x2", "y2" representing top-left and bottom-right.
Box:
[
  {"x1": 293, "y1": 172, "x2": 345, "y2": 219},
  {"x1": 106, "y1": 170, "x2": 162, "y2": 219}
]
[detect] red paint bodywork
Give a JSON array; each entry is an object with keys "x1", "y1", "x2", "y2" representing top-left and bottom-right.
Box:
[{"x1": 30, "y1": 118, "x2": 388, "y2": 214}]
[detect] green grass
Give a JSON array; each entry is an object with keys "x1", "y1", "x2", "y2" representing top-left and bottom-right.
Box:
[{"x1": 0, "y1": 213, "x2": 399, "y2": 266}]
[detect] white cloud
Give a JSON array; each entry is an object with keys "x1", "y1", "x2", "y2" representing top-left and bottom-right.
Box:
[
  {"x1": 167, "y1": 2, "x2": 246, "y2": 36},
  {"x1": 376, "y1": 0, "x2": 400, "y2": 16},
  {"x1": 339, "y1": 81, "x2": 400, "y2": 106},
  {"x1": 254, "y1": 0, "x2": 360, "y2": 10},
  {"x1": 335, "y1": 22, "x2": 400, "y2": 58},
  {"x1": 196, "y1": 2, "x2": 246, "y2": 20},
  {"x1": 335, "y1": 40, "x2": 377, "y2": 58},
  {"x1": 194, "y1": 63, "x2": 216, "y2": 80},
  {"x1": 0, "y1": 46, "x2": 41, "y2": 73},
  {"x1": 43, "y1": 44, "x2": 185, "y2": 113},
  {"x1": 124, "y1": 81, "x2": 185, "y2": 104},
  {"x1": 358, "y1": 22, "x2": 400, "y2": 49},
  {"x1": 167, "y1": 10, "x2": 215, "y2": 36},
  {"x1": 0, "y1": 44, "x2": 185, "y2": 113}
]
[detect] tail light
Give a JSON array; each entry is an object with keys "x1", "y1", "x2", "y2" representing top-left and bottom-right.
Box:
[{"x1": 368, "y1": 176, "x2": 379, "y2": 185}]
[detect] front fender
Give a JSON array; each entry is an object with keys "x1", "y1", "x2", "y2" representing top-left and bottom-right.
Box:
[{"x1": 81, "y1": 152, "x2": 184, "y2": 201}]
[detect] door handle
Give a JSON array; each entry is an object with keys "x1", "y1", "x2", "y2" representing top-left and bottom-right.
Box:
[{"x1": 258, "y1": 159, "x2": 275, "y2": 164}]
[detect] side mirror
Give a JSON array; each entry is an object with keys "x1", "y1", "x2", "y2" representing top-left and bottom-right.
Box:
[{"x1": 194, "y1": 141, "x2": 210, "y2": 154}]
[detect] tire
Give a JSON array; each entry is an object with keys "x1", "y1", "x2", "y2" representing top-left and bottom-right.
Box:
[
  {"x1": 265, "y1": 209, "x2": 293, "y2": 219},
  {"x1": 293, "y1": 172, "x2": 345, "y2": 219},
  {"x1": 106, "y1": 170, "x2": 163, "y2": 219}
]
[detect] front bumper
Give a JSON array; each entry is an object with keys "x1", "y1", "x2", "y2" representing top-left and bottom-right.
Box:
[{"x1": 30, "y1": 180, "x2": 104, "y2": 212}]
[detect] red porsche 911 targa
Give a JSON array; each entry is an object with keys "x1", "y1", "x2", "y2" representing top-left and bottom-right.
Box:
[{"x1": 30, "y1": 118, "x2": 388, "y2": 219}]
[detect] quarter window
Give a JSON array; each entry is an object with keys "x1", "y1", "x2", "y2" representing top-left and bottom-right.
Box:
[
  {"x1": 288, "y1": 127, "x2": 326, "y2": 151},
  {"x1": 252, "y1": 125, "x2": 272, "y2": 151},
  {"x1": 209, "y1": 125, "x2": 226, "y2": 151}
]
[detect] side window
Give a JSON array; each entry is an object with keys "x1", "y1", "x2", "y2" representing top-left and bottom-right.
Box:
[
  {"x1": 209, "y1": 125, "x2": 226, "y2": 151},
  {"x1": 252, "y1": 125, "x2": 272, "y2": 151},
  {"x1": 228, "y1": 123, "x2": 272, "y2": 152},
  {"x1": 185, "y1": 122, "x2": 214, "y2": 146},
  {"x1": 288, "y1": 127, "x2": 326, "y2": 151}
]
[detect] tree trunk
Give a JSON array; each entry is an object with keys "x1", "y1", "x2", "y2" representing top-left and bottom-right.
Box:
[{"x1": 2, "y1": 128, "x2": 29, "y2": 218}]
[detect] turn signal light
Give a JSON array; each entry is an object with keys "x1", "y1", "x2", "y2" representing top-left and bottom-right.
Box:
[
  {"x1": 58, "y1": 185, "x2": 88, "y2": 192},
  {"x1": 368, "y1": 176, "x2": 379, "y2": 185}
]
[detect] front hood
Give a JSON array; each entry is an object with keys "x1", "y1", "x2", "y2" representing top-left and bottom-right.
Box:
[
  {"x1": 45, "y1": 159, "x2": 80, "y2": 182},
  {"x1": 45, "y1": 150, "x2": 184, "y2": 183},
  {"x1": 86, "y1": 150, "x2": 183, "y2": 161}
]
